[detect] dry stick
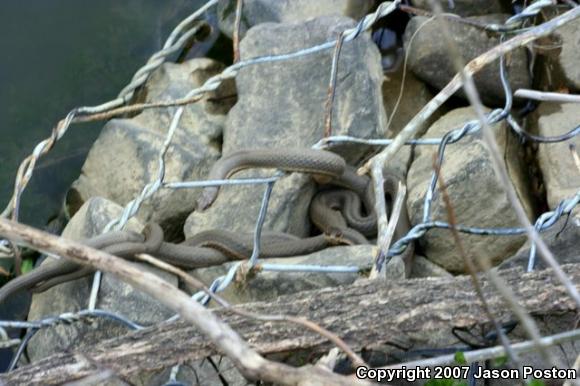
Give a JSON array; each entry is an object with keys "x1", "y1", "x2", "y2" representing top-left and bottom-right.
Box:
[
  {"x1": 1, "y1": 90, "x2": 211, "y2": 226},
  {"x1": 2, "y1": 92, "x2": 205, "y2": 223},
  {"x1": 398, "y1": 4, "x2": 516, "y2": 33},
  {"x1": 73, "y1": 94, "x2": 206, "y2": 123},
  {"x1": 0, "y1": 218, "x2": 372, "y2": 386},
  {"x1": 370, "y1": 19, "x2": 435, "y2": 276},
  {"x1": 384, "y1": 329, "x2": 580, "y2": 370},
  {"x1": 233, "y1": 0, "x2": 243, "y2": 63},
  {"x1": 63, "y1": 353, "x2": 123, "y2": 386},
  {"x1": 370, "y1": 180, "x2": 405, "y2": 279},
  {"x1": 74, "y1": 92, "x2": 236, "y2": 124},
  {"x1": 514, "y1": 89, "x2": 580, "y2": 103},
  {"x1": 570, "y1": 144, "x2": 580, "y2": 174},
  {"x1": 563, "y1": 354, "x2": 580, "y2": 386},
  {"x1": 384, "y1": 16, "x2": 435, "y2": 134},
  {"x1": 323, "y1": 32, "x2": 345, "y2": 138},
  {"x1": 369, "y1": 167, "x2": 388, "y2": 274},
  {"x1": 361, "y1": 4, "x2": 580, "y2": 308},
  {"x1": 433, "y1": 154, "x2": 521, "y2": 366},
  {"x1": 64, "y1": 370, "x2": 118, "y2": 386},
  {"x1": 360, "y1": 5, "x2": 580, "y2": 177},
  {"x1": 424, "y1": 0, "x2": 563, "y2": 367},
  {"x1": 135, "y1": 253, "x2": 366, "y2": 368}
]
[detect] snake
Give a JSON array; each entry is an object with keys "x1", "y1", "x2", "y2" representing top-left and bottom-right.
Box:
[
  {"x1": 0, "y1": 148, "x2": 413, "y2": 303},
  {"x1": 196, "y1": 148, "x2": 346, "y2": 210}
]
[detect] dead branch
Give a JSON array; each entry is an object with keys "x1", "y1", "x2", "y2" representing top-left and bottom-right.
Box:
[
  {"x1": 2, "y1": 261, "x2": 580, "y2": 385},
  {"x1": 0, "y1": 218, "x2": 372, "y2": 386},
  {"x1": 360, "y1": 5, "x2": 580, "y2": 176}
]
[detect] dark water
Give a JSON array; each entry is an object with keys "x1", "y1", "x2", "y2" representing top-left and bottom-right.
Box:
[
  {"x1": 0, "y1": 0, "x2": 209, "y2": 231},
  {"x1": 0, "y1": 0, "x2": 220, "y2": 370}
]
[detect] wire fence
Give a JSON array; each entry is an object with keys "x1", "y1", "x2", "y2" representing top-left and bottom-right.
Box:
[{"x1": 0, "y1": 0, "x2": 579, "y2": 383}]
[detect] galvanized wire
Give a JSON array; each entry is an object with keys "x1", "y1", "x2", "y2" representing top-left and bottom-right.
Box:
[
  {"x1": 0, "y1": 0, "x2": 220, "y2": 223},
  {"x1": 528, "y1": 191, "x2": 580, "y2": 271},
  {"x1": 0, "y1": 0, "x2": 579, "y2": 373},
  {"x1": 82, "y1": 0, "x2": 403, "y2": 309},
  {"x1": 4, "y1": 309, "x2": 143, "y2": 370}
]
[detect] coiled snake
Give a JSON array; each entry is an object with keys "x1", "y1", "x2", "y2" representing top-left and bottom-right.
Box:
[{"x1": 0, "y1": 148, "x2": 413, "y2": 303}]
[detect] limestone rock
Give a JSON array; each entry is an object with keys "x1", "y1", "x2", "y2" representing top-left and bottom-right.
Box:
[
  {"x1": 185, "y1": 17, "x2": 386, "y2": 238},
  {"x1": 535, "y1": 102, "x2": 580, "y2": 209},
  {"x1": 410, "y1": 0, "x2": 505, "y2": 16},
  {"x1": 403, "y1": 15, "x2": 531, "y2": 106},
  {"x1": 188, "y1": 245, "x2": 375, "y2": 304},
  {"x1": 216, "y1": 0, "x2": 374, "y2": 39},
  {"x1": 69, "y1": 59, "x2": 232, "y2": 239},
  {"x1": 27, "y1": 197, "x2": 178, "y2": 362},
  {"x1": 407, "y1": 107, "x2": 534, "y2": 273},
  {"x1": 554, "y1": 17, "x2": 580, "y2": 91}
]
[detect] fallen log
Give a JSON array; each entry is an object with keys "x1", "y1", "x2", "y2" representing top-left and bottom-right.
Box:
[{"x1": 2, "y1": 263, "x2": 579, "y2": 385}]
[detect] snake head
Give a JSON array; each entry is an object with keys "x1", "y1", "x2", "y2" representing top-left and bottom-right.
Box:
[{"x1": 324, "y1": 228, "x2": 348, "y2": 246}]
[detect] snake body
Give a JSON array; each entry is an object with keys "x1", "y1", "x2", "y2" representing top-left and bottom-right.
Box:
[
  {"x1": 0, "y1": 230, "x2": 143, "y2": 299},
  {"x1": 196, "y1": 148, "x2": 346, "y2": 210},
  {"x1": 0, "y1": 148, "x2": 414, "y2": 303}
]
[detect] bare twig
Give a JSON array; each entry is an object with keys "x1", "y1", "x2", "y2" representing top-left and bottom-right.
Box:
[
  {"x1": 360, "y1": 4, "x2": 580, "y2": 313},
  {"x1": 563, "y1": 353, "x2": 580, "y2": 386},
  {"x1": 233, "y1": 0, "x2": 243, "y2": 63},
  {"x1": 514, "y1": 89, "x2": 580, "y2": 103},
  {"x1": 385, "y1": 329, "x2": 580, "y2": 370},
  {"x1": 135, "y1": 253, "x2": 366, "y2": 367},
  {"x1": 74, "y1": 94, "x2": 205, "y2": 123},
  {"x1": 323, "y1": 33, "x2": 345, "y2": 138},
  {"x1": 570, "y1": 144, "x2": 580, "y2": 174},
  {"x1": 433, "y1": 154, "x2": 520, "y2": 365},
  {"x1": 422, "y1": 0, "x2": 566, "y2": 367},
  {"x1": 0, "y1": 218, "x2": 371, "y2": 386},
  {"x1": 359, "y1": 5, "x2": 580, "y2": 176},
  {"x1": 398, "y1": 5, "x2": 513, "y2": 32},
  {"x1": 384, "y1": 16, "x2": 435, "y2": 134},
  {"x1": 370, "y1": 180, "x2": 406, "y2": 279}
]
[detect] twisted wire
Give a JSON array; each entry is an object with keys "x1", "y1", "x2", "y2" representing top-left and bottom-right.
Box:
[{"x1": 0, "y1": 0, "x2": 579, "y2": 369}]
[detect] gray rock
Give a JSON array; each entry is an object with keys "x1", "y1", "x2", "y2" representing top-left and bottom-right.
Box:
[
  {"x1": 27, "y1": 197, "x2": 178, "y2": 363},
  {"x1": 554, "y1": 17, "x2": 580, "y2": 91},
  {"x1": 217, "y1": 0, "x2": 374, "y2": 39},
  {"x1": 407, "y1": 107, "x2": 534, "y2": 273},
  {"x1": 185, "y1": 17, "x2": 386, "y2": 238},
  {"x1": 410, "y1": 0, "x2": 505, "y2": 16},
  {"x1": 535, "y1": 102, "x2": 580, "y2": 209},
  {"x1": 499, "y1": 208, "x2": 580, "y2": 271},
  {"x1": 188, "y1": 245, "x2": 374, "y2": 304},
  {"x1": 382, "y1": 67, "x2": 439, "y2": 137},
  {"x1": 223, "y1": 17, "x2": 385, "y2": 159},
  {"x1": 69, "y1": 59, "x2": 233, "y2": 239},
  {"x1": 410, "y1": 255, "x2": 453, "y2": 278},
  {"x1": 403, "y1": 15, "x2": 531, "y2": 106},
  {"x1": 134, "y1": 58, "x2": 236, "y2": 148}
]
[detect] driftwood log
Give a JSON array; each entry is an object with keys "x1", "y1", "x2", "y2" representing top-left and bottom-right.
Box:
[{"x1": 2, "y1": 263, "x2": 579, "y2": 385}]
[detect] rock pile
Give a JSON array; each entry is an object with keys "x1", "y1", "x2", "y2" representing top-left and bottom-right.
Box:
[{"x1": 20, "y1": 1, "x2": 580, "y2": 384}]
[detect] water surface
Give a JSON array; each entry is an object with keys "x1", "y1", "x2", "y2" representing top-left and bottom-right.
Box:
[
  {"x1": 0, "y1": 0, "x2": 216, "y2": 369},
  {"x1": 0, "y1": 0, "x2": 208, "y2": 230}
]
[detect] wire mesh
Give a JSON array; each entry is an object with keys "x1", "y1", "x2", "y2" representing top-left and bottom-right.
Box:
[{"x1": 0, "y1": 0, "x2": 578, "y2": 380}]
